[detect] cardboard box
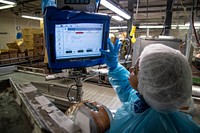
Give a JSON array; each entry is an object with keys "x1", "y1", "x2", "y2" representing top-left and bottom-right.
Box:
[
  {"x1": 22, "y1": 28, "x2": 42, "y2": 35},
  {"x1": 0, "y1": 49, "x2": 9, "y2": 54},
  {"x1": 23, "y1": 34, "x2": 33, "y2": 41},
  {"x1": 27, "y1": 49, "x2": 34, "y2": 60},
  {"x1": 8, "y1": 49, "x2": 18, "y2": 53},
  {"x1": 0, "y1": 53, "x2": 10, "y2": 64},
  {"x1": 34, "y1": 37, "x2": 44, "y2": 46},
  {"x1": 18, "y1": 52, "x2": 26, "y2": 62},
  {"x1": 34, "y1": 52, "x2": 44, "y2": 60},
  {"x1": 24, "y1": 40, "x2": 34, "y2": 49},
  {"x1": 34, "y1": 45, "x2": 44, "y2": 52},
  {"x1": 34, "y1": 34, "x2": 43, "y2": 38},
  {"x1": 9, "y1": 53, "x2": 18, "y2": 63},
  {"x1": 34, "y1": 51, "x2": 44, "y2": 56},
  {"x1": 7, "y1": 39, "x2": 26, "y2": 52}
]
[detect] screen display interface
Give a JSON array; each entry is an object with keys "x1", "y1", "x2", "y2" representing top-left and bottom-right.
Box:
[{"x1": 55, "y1": 23, "x2": 103, "y2": 60}]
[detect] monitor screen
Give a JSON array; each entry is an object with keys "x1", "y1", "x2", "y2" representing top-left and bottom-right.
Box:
[
  {"x1": 44, "y1": 7, "x2": 110, "y2": 71},
  {"x1": 55, "y1": 23, "x2": 103, "y2": 60}
]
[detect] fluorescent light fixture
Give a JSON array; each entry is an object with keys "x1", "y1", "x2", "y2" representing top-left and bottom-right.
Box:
[
  {"x1": 0, "y1": 4, "x2": 14, "y2": 9},
  {"x1": 139, "y1": 25, "x2": 164, "y2": 29},
  {"x1": 171, "y1": 25, "x2": 189, "y2": 29},
  {"x1": 185, "y1": 22, "x2": 200, "y2": 26},
  {"x1": 110, "y1": 26, "x2": 127, "y2": 29},
  {"x1": 100, "y1": 0, "x2": 131, "y2": 20},
  {"x1": 138, "y1": 24, "x2": 200, "y2": 29},
  {"x1": 171, "y1": 25, "x2": 185, "y2": 27},
  {"x1": 110, "y1": 30, "x2": 119, "y2": 32},
  {"x1": 139, "y1": 35, "x2": 152, "y2": 38},
  {"x1": 158, "y1": 36, "x2": 176, "y2": 39},
  {"x1": 0, "y1": 0, "x2": 15, "y2": 5},
  {"x1": 22, "y1": 15, "x2": 43, "y2": 20},
  {"x1": 112, "y1": 15, "x2": 124, "y2": 21}
]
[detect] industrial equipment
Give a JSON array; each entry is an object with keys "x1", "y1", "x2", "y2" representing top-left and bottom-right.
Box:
[{"x1": 0, "y1": 1, "x2": 114, "y2": 132}]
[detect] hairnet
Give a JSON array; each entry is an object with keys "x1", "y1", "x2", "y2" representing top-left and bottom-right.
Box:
[{"x1": 137, "y1": 44, "x2": 192, "y2": 113}]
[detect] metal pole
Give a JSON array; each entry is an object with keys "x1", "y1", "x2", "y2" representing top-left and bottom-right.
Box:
[
  {"x1": 146, "y1": 0, "x2": 149, "y2": 36},
  {"x1": 186, "y1": 18, "x2": 193, "y2": 64},
  {"x1": 164, "y1": 0, "x2": 174, "y2": 35},
  {"x1": 75, "y1": 77, "x2": 83, "y2": 102}
]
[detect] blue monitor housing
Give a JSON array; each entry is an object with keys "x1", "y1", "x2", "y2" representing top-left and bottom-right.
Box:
[{"x1": 44, "y1": 7, "x2": 110, "y2": 71}]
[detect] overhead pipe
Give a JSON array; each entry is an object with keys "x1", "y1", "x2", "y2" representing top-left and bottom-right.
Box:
[{"x1": 164, "y1": 0, "x2": 175, "y2": 36}]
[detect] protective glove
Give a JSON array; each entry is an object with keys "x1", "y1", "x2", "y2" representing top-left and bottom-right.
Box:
[{"x1": 100, "y1": 38, "x2": 121, "y2": 70}]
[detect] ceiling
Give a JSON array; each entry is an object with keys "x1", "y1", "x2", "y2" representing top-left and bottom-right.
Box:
[{"x1": 1, "y1": 0, "x2": 200, "y2": 30}]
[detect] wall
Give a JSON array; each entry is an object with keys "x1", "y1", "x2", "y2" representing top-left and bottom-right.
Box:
[{"x1": 0, "y1": 11, "x2": 40, "y2": 49}]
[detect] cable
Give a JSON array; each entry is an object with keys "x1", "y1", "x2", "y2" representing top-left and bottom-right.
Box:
[
  {"x1": 146, "y1": 0, "x2": 149, "y2": 36},
  {"x1": 67, "y1": 84, "x2": 77, "y2": 101},
  {"x1": 134, "y1": 0, "x2": 140, "y2": 21},
  {"x1": 82, "y1": 73, "x2": 99, "y2": 83},
  {"x1": 192, "y1": 0, "x2": 200, "y2": 46},
  {"x1": 179, "y1": 0, "x2": 190, "y2": 19},
  {"x1": 96, "y1": 0, "x2": 101, "y2": 12}
]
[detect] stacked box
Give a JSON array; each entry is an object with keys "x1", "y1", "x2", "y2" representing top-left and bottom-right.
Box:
[
  {"x1": 0, "y1": 53, "x2": 9, "y2": 64},
  {"x1": 27, "y1": 49, "x2": 34, "y2": 60},
  {"x1": 22, "y1": 28, "x2": 42, "y2": 49},
  {"x1": 34, "y1": 37, "x2": 44, "y2": 46},
  {"x1": 22, "y1": 28, "x2": 42, "y2": 35},
  {"x1": 34, "y1": 46, "x2": 44, "y2": 56},
  {"x1": 0, "y1": 49, "x2": 9, "y2": 64},
  {"x1": 34, "y1": 34, "x2": 43, "y2": 38},
  {"x1": 9, "y1": 49, "x2": 18, "y2": 63},
  {"x1": 7, "y1": 39, "x2": 26, "y2": 52},
  {"x1": 24, "y1": 40, "x2": 34, "y2": 49},
  {"x1": 18, "y1": 52, "x2": 26, "y2": 62},
  {"x1": 33, "y1": 34, "x2": 44, "y2": 60},
  {"x1": 0, "y1": 49, "x2": 9, "y2": 54}
]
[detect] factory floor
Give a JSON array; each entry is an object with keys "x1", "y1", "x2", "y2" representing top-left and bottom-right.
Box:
[{"x1": 83, "y1": 82, "x2": 121, "y2": 110}]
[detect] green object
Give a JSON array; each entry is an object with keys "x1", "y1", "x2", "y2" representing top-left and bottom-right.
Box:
[{"x1": 193, "y1": 76, "x2": 200, "y2": 85}]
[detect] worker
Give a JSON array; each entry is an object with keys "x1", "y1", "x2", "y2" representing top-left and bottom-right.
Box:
[{"x1": 100, "y1": 39, "x2": 200, "y2": 133}]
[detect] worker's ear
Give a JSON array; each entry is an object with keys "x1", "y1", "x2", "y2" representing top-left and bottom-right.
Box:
[
  {"x1": 179, "y1": 98, "x2": 194, "y2": 113},
  {"x1": 179, "y1": 106, "x2": 189, "y2": 111}
]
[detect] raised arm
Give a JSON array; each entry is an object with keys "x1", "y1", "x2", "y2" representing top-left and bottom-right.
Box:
[{"x1": 100, "y1": 39, "x2": 137, "y2": 103}]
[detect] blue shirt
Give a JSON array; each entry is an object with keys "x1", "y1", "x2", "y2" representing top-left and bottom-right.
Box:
[{"x1": 108, "y1": 63, "x2": 200, "y2": 133}]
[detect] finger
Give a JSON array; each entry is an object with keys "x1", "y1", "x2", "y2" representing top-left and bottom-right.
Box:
[
  {"x1": 114, "y1": 39, "x2": 119, "y2": 51},
  {"x1": 114, "y1": 39, "x2": 121, "y2": 52},
  {"x1": 115, "y1": 38, "x2": 120, "y2": 45},
  {"x1": 116, "y1": 43, "x2": 122, "y2": 52},
  {"x1": 108, "y1": 38, "x2": 114, "y2": 52}
]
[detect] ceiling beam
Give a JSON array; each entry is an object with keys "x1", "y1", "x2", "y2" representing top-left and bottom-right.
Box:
[
  {"x1": 128, "y1": 0, "x2": 135, "y2": 12},
  {"x1": 133, "y1": 3, "x2": 193, "y2": 8},
  {"x1": 17, "y1": 0, "x2": 38, "y2": 5}
]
